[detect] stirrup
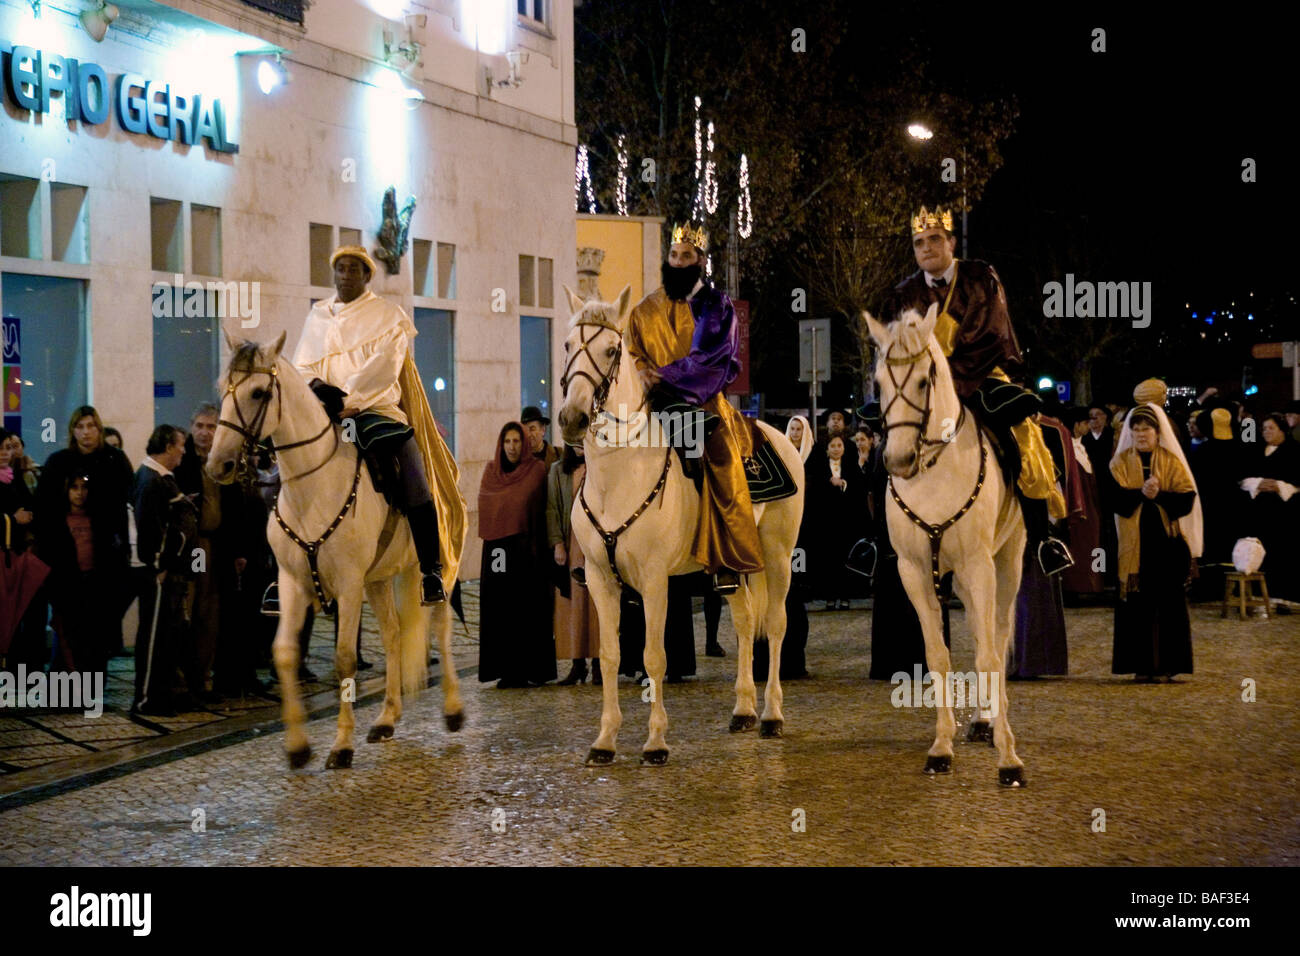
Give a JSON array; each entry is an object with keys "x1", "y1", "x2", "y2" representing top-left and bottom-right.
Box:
[
  {"x1": 571, "y1": 567, "x2": 587, "y2": 587},
  {"x1": 421, "y1": 570, "x2": 447, "y2": 605},
  {"x1": 260, "y1": 582, "x2": 280, "y2": 617},
  {"x1": 713, "y1": 569, "x2": 740, "y2": 594},
  {"x1": 845, "y1": 538, "x2": 878, "y2": 579},
  {"x1": 1037, "y1": 538, "x2": 1074, "y2": 577}
]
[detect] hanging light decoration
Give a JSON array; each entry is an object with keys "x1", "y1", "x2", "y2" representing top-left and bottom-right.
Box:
[
  {"x1": 616, "y1": 134, "x2": 629, "y2": 216},
  {"x1": 737, "y1": 153, "x2": 753, "y2": 239},
  {"x1": 575, "y1": 144, "x2": 595, "y2": 214},
  {"x1": 703, "y1": 121, "x2": 719, "y2": 216},
  {"x1": 691, "y1": 96, "x2": 704, "y2": 221}
]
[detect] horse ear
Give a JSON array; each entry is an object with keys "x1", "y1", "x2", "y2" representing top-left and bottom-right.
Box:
[
  {"x1": 918, "y1": 302, "x2": 939, "y2": 338},
  {"x1": 221, "y1": 323, "x2": 238, "y2": 352},
  {"x1": 613, "y1": 284, "x2": 633, "y2": 329},
  {"x1": 266, "y1": 330, "x2": 287, "y2": 362},
  {"x1": 563, "y1": 284, "x2": 585, "y2": 317},
  {"x1": 864, "y1": 310, "x2": 891, "y2": 347}
]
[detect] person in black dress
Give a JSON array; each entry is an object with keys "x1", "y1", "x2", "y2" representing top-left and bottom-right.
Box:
[{"x1": 1239, "y1": 413, "x2": 1300, "y2": 602}]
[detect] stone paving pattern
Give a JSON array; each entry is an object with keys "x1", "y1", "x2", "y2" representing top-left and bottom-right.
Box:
[{"x1": 0, "y1": 601, "x2": 1296, "y2": 866}]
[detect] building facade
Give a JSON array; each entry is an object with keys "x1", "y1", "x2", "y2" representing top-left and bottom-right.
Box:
[{"x1": 0, "y1": 0, "x2": 576, "y2": 574}]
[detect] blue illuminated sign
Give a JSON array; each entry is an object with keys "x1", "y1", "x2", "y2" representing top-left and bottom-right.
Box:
[{"x1": 2, "y1": 43, "x2": 238, "y2": 153}]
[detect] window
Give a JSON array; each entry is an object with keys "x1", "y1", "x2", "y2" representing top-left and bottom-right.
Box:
[
  {"x1": 153, "y1": 281, "x2": 219, "y2": 427},
  {"x1": 191, "y1": 204, "x2": 222, "y2": 276},
  {"x1": 537, "y1": 256, "x2": 553, "y2": 308},
  {"x1": 150, "y1": 197, "x2": 183, "y2": 273},
  {"x1": 339, "y1": 227, "x2": 362, "y2": 248},
  {"x1": 0, "y1": 175, "x2": 41, "y2": 259},
  {"x1": 519, "y1": 315, "x2": 550, "y2": 423},
  {"x1": 437, "y1": 242, "x2": 456, "y2": 298},
  {"x1": 2, "y1": 274, "x2": 89, "y2": 453},
  {"x1": 517, "y1": 0, "x2": 546, "y2": 24},
  {"x1": 412, "y1": 239, "x2": 434, "y2": 297},
  {"x1": 50, "y1": 183, "x2": 89, "y2": 264},
  {"x1": 413, "y1": 308, "x2": 455, "y2": 453},
  {"x1": 518, "y1": 255, "x2": 536, "y2": 308},
  {"x1": 309, "y1": 223, "x2": 334, "y2": 286}
]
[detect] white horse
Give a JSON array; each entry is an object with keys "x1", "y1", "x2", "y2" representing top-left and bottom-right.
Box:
[
  {"x1": 206, "y1": 332, "x2": 464, "y2": 769},
  {"x1": 866, "y1": 303, "x2": 1027, "y2": 787},
  {"x1": 557, "y1": 286, "x2": 805, "y2": 765}
]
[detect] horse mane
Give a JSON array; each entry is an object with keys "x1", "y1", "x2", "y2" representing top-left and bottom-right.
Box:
[
  {"x1": 228, "y1": 340, "x2": 265, "y2": 373},
  {"x1": 890, "y1": 308, "x2": 934, "y2": 358},
  {"x1": 567, "y1": 298, "x2": 622, "y2": 332}
]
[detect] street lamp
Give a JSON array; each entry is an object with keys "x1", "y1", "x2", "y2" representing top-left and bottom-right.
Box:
[{"x1": 908, "y1": 122, "x2": 968, "y2": 260}]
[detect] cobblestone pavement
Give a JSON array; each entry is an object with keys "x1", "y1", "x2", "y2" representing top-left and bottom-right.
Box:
[{"x1": 0, "y1": 601, "x2": 1296, "y2": 866}]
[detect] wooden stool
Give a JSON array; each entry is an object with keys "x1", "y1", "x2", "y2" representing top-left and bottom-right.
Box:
[{"x1": 1222, "y1": 572, "x2": 1271, "y2": 620}]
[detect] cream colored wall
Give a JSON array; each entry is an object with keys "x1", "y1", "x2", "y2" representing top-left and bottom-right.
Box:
[{"x1": 575, "y1": 215, "x2": 664, "y2": 305}]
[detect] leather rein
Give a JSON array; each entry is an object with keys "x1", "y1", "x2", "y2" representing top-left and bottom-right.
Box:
[
  {"x1": 218, "y1": 357, "x2": 359, "y2": 613},
  {"x1": 563, "y1": 316, "x2": 671, "y2": 590},
  {"x1": 881, "y1": 339, "x2": 986, "y2": 600}
]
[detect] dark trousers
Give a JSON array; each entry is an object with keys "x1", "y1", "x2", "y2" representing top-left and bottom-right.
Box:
[{"x1": 133, "y1": 568, "x2": 188, "y2": 710}]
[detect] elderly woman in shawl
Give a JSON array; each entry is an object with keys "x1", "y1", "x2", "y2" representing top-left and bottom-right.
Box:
[
  {"x1": 1109, "y1": 383, "x2": 1202, "y2": 682},
  {"x1": 477, "y1": 422, "x2": 556, "y2": 688},
  {"x1": 1239, "y1": 412, "x2": 1300, "y2": 602}
]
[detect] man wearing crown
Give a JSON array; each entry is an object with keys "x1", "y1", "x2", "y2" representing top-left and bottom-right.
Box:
[
  {"x1": 625, "y1": 222, "x2": 762, "y2": 594},
  {"x1": 890, "y1": 205, "x2": 1073, "y2": 575}
]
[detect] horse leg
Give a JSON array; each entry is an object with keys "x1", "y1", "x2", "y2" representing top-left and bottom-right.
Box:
[
  {"x1": 897, "y1": 557, "x2": 955, "y2": 774},
  {"x1": 433, "y1": 599, "x2": 464, "y2": 731},
  {"x1": 990, "y1": 534, "x2": 1026, "y2": 786},
  {"x1": 759, "y1": 542, "x2": 792, "y2": 737},
  {"x1": 969, "y1": 530, "x2": 1022, "y2": 746},
  {"x1": 585, "y1": 565, "x2": 623, "y2": 765},
  {"x1": 727, "y1": 585, "x2": 758, "y2": 733},
  {"x1": 273, "y1": 575, "x2": 313, "y2": 768},
  {"x1": 326, "y1": 587, "x2": 363, "y2": 769},
  {"x1": 364, "y1": 578, "x2": 401, "y2": 743},
  {"x1": 639, "y1": 583, "x2": 670, "y2": 765}
]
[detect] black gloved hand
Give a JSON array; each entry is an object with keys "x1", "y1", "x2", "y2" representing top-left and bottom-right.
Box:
[{"x1": 308, "y1": 379, "x2": 347, "y2": 423}]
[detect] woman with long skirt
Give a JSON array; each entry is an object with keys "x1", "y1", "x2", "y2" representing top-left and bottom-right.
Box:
[{"x1": 477, "y1": 422, "x2": 556, "y2": 688}]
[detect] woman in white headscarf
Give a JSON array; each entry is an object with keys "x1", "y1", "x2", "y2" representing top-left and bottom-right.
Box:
[
  {"x1": 1109, "y1": 396, "x2": 1200, "y2": 682},
  {"x1": 785, "y1": 415, "x2": 813, "y2": 463}
]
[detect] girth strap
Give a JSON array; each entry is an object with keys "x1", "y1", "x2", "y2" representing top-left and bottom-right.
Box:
[
  {"x1": 577, "y1": 446, "x2": 673, "y2": 590},
  {"x1": 888, "y1": 431, "x2": 988, "y2": 600},
  {"x1": 274, "y1": 452, "x2": 364, "y2": 613}
]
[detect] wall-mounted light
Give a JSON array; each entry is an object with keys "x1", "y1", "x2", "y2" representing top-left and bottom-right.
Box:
[
  {"x1": 482, "y1": 49, "x2": 529, "y2": 96},
  {"x1": 383, "y1": 27, "x2": 422, "y2": 74},
  {"x1": 29, "y1": 0, "x2": 41, "y2": 17},
  {"x1": 257, "y1": 54, "x2": 290, "y2": 95},
  {"x1": 80, "y1": 1, "x2": 119, "y2": 42}
]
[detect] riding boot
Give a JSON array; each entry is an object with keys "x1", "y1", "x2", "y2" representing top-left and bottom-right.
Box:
[
  {"x1": 1020, "y1": 493, "x2": 1074, "y2": 576},
  {"x1": 406, "y1": 501, "x2": 446, "y2": 604}
]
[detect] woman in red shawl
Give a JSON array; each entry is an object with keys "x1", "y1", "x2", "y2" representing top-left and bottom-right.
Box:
[{"x1": 477, "y1": 422, "x2": 556, "y2": 687}]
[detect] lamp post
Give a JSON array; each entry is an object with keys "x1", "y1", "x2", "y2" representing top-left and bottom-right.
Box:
[{"x1": 907, "y1": 123, "x2": 967, "y2": 259}]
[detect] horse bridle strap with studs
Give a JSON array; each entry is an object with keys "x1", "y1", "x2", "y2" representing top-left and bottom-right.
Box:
[
  {"x1": 880, "y1": 341, "x2": 964, "y2": 474},
  {"x1": 218, "y1": 360, "x2": 336, "y2": 485},
  {"x1": 889, "y1": 428, "x2": 987, "y2": 600},
  {"x1": 273, "y1": 451, "x2": 363, "y2": 614},
  {"x1": 577, "y1": 445, "x2": 672, "y2": 591}
]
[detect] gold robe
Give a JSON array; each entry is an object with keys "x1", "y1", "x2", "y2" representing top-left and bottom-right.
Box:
[{"x1": 627, "y1": 288, "x2": 764, "y2": 574}]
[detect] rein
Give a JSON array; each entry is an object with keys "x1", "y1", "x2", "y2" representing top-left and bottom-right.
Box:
[
  {"x1": 879, "y1": 340, "x2": 963, "y2": 474},
  {"x1": 563, "y1": 315, "x2": 667, "y2": 590}
]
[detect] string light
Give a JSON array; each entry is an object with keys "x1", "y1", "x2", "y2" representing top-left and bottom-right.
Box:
[
  {"x1": 575, "y1": 144, "x2": 595, "y2": 214},
  {"x1": 615, "y1": 134, "x2": 628, "y2": 216},
  {"x1": 703, "y1": 121, "x2": 718, "y2": 215},
  {"x1": 691, "y1": 96, "x2": 704, "y2": 221},
  {"x1": 737, "y1": 153, "x2": 753, "y2": 239}
]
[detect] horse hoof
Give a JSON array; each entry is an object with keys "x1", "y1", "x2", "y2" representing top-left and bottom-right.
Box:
[
  {"x1": 923, "y1": 755, "x2": 952, "y2": 775},
  {"x1": 366, "y1": 724, "x2": 394, "y2": 743},
  {"x1": 729, "y1": 714, "x2": 757, "y2": 733},
  {"x1": 444, "y1": 711, "x2": 465, "y2": 733},
  {"x1": 760, "y1": 719, "x2": 783, "y2": 738},
  {"x1": 585, "y1": 748, "x2": 615, "y2": 766},
  {"x1": 287, "y1": 746, "x2": 312, "y2": 769},
  {"x1": 998, "y1": 767, "x2": 1027, "y2": 788},
  {"x1": 325, "y1": 749, "x2": 353, "y2": 770},
  {"x1": 966, "y1": 721, "x2": 994, "y2": 743},
  {"x1": 640, "y1": 749, "x2": 669, "y2": 766}
]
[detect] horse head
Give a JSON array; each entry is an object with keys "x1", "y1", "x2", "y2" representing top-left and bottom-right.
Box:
[
  {"x1": 557, "y1": 283, "x2": 634, "y2": 445},
  {"x1": 865, "y1": 301, "x2": 949, "y2": 479},
  {"x1": 207, "y1": 329, "x2": 288, "y2": 484}
]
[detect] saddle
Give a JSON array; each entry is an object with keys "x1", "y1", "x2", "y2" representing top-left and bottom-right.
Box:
[
  {"x1": 966, "y1": 377, "x2": 1042, "y2": 491},
  {"x1": 308, "y1": 381, "x2": 408, "y2": 510}
]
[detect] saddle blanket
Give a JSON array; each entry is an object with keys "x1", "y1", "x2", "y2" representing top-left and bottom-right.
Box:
[{"x1": 743, "y1": 421, "x2": 798, "y2": 504}]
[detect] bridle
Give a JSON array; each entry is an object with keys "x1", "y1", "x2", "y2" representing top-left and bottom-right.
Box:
[
  {"x1": 218, "y1": 356, "x2": 336, "y2": 486},
  {"x1": 561, "y1": 313, "x2": 669, "y2": 591},
  {"x1": 879, "y1": 335, "x2": 984, "y2": 600},
  {"x1": 878, "y1": 339, "x2": 964, "y2": 475}
]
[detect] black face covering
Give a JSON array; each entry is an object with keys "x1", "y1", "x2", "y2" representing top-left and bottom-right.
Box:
[{"x1": 662, "y1": 261, "x2": 702, "y2": 301}]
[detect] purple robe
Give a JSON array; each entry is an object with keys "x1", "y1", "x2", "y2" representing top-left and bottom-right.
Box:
[
  {"x1": 656, "y1": 286, "x2": 741, "y2": 406},
  {"x1": 1010, "y1": 545, "x2": 1069, "y2": 677}
]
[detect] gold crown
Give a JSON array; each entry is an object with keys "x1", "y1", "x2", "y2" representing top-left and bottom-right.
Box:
[
  {"x1": 671, "y1": 221, "x2": 709, "y2": 252},
  {"x1": 910, "y1": 205, "x2": 954, "y2": 236}
]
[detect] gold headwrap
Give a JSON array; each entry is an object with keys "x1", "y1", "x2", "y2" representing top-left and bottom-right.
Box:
[
  {"x1": 329, "y1": 245, "x2": 377, "y2": 275},
  {"x1": 1132, "y1": 378, "x2": 1167, "y2": 406},
  {"x1": 1210, "y1": 407, "x2": 1232, "y2": 441}
]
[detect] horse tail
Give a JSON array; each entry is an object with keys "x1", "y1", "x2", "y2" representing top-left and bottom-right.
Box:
[
  {"x1": 393, "y1": 565, "x2": 431, "y2": 698},
  {"x1": 748, "y1": 568, "x2": 769, "y2": 643}
]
